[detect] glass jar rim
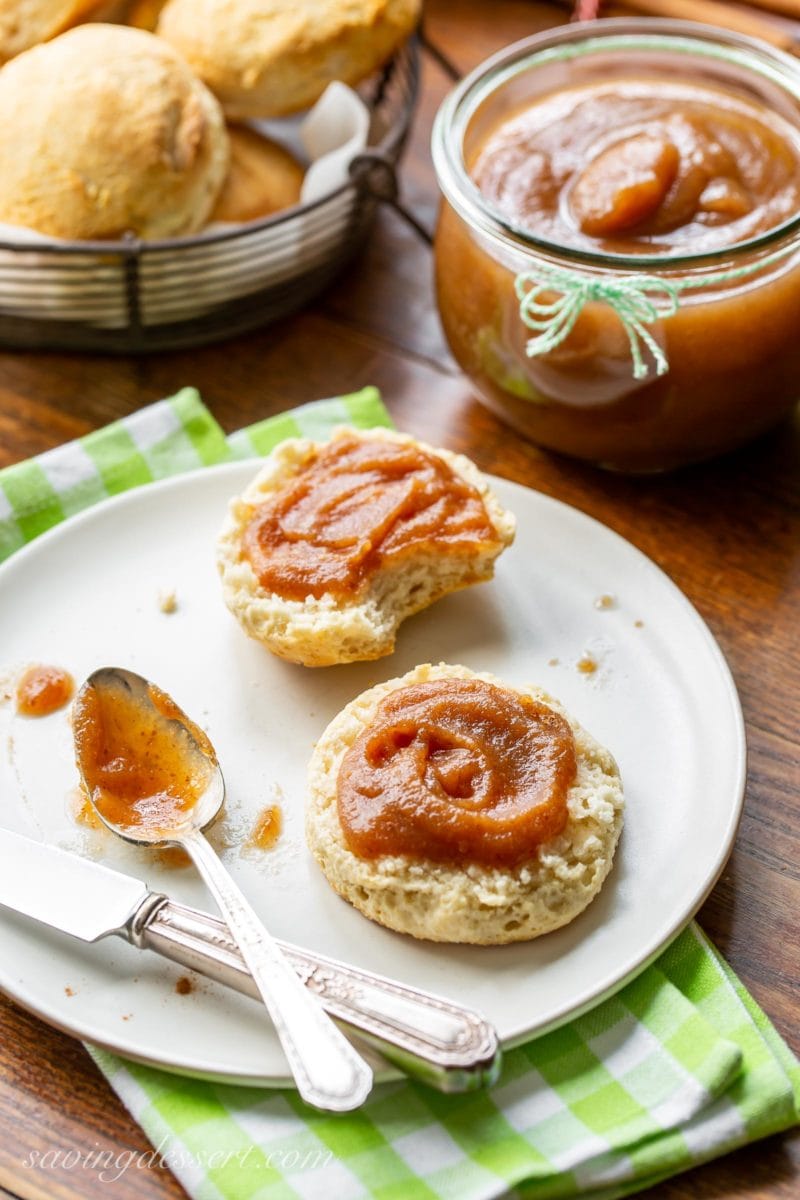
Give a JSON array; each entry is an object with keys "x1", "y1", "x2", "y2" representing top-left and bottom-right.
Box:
[{"x1": 431, "y1": 18, "x2": 800, "y2": 271}]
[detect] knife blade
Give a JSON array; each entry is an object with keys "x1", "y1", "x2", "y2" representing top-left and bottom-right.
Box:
[
  {"x1": 0, "y1": 828, "x2": 154, "y2": 940},
  {"x1": 0, "y1": 828, "x2": 500, "y2": 1092}
]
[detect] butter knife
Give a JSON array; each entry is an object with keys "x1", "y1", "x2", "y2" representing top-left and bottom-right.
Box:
[{"x1": 0, "y1": 828, "x2": 500, "y2": 1092}]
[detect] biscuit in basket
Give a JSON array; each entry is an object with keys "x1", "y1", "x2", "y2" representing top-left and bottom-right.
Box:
[
  {"x1": 209, "y1": 126, "x2": 304, "y2": 224},
  {"x1": 306, "y1": 663, "x2": 624, "y2": 944},
  {"x1": 156, "y1": 0, "x2": 422, "y2": 119},
  {"x1": 0, "y1": 0, "x2": 105, "y2": 64},
  {"x1": 0, "y1": 25, "x2": 229, "y2": 239},
  {"x1": 216, "y1": 427, "x2": 515, "y2": 667},
  {"x1": 124, "y1": 0, "x2": 165, "y2": 27}
]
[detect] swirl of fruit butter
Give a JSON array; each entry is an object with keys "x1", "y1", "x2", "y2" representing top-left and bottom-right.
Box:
[
  {"x1": 471, "y1": 81, "x2": 800, "y2": 252},
  {"x1": 242, "y1": 436, "x2": 501, "y2": 600},
  {"x1": 337, "y1": 678, "x2": 577, "y2": 867}
]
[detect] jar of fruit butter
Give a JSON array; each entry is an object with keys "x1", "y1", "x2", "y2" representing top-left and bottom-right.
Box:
[{"x1": 432, "y1": 21, "x2": 800, "y2": 471}]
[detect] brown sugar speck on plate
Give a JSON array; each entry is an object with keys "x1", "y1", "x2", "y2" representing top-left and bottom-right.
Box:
[{"x1": 157, "y1": 587, "x2": 178, "y2": 614}]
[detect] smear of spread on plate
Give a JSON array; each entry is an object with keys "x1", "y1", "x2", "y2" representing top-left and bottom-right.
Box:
[
  {"x1": 16, "y1": 665, "x2": 74, "y2": 717},
  {"x1": 247, "y1": 804, "x2": 283, "y2": 851}
]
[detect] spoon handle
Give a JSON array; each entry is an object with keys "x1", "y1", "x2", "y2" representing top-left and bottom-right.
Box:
[
  {"x1": 179, "y1": 828, "x2": 373, "y2": 1111},
  {"x1": 138, "y1": 897, "x2": 501, "y2": 1092}
]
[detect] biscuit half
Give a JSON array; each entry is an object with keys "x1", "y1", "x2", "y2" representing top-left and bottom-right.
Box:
[
  {"x1": 306, "y1": 663, "x2": 624, "y2": 944},
  {"x1": 216, "y1": 427, "x2": 515, "y2": 667}
]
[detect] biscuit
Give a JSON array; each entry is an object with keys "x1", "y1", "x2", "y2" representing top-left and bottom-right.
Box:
[
  {"x1": 209, "y1": 125, "x2": 303, "y2": 224},
  {"x1": 0, "y1": 0, "x2": 105, "y2": 64},
  {"x1": 124, "y1": 0, "x2": 165, "y2": 27},
  {"x1": 306, "y1": 663, "x2": 624, "y2": 944},
  {"x1": 0, "y1": 24, "x2": 229, "y2": 240},
  {"x1": 216, "y1": 427, "x2": 515, "y2": 667},
  {"x1": 157, "y1": 0, "x2": 421, "y2": 119}
]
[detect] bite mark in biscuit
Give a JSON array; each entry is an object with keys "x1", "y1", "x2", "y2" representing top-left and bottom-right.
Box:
[{"x1": 216, "y1": 428, "x2": 515, "y2": 667}]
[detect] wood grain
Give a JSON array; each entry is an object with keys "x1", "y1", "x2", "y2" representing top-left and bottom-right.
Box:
[
  {"x1": 611, "y1": 0, "x2": 798, "y2": 52},
  {"x1": 0, "y1": 2, "x2": 797, "y2": 1198}
]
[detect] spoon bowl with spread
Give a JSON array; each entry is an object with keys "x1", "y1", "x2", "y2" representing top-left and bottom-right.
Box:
[{"x1": 72, "y1": 666, "x2": 373, "y2": 1112}]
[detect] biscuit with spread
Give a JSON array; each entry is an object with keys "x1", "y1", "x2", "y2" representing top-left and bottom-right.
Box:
[
  {"x1": 306, "y1": 663, "x2": 624, "y2": 944},
  {"x1": 216, "y1": 427, "x2": 515, "y2": 667}
]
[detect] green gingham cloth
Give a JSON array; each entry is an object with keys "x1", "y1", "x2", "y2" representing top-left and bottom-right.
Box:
[{"x1": 1, "y1": 387, "x2": 798, "y2": 1199}]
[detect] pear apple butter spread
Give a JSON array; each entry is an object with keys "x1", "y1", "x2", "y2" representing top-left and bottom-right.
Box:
[
  {"x1": 15, "y1": 665, "x2": 74, "y2": 717},
  {"x1": 434, "y1": 57, "x2": 800, "y2": 471},
  {"x1": 471, "y1": 80, "x2": 800, "y2": 254},
  {"x1": 308, "y1": 663, "x2": 624, "y2": 943},
  {"x1": 73, "y1": 681, "x2": 216, "y2": 833},
  {"x1": 336, "y1": 677, "x2": 578, "y2": 867},
  {"x1": 241, "y1": 434, "x2": 501, "y2": 601}
]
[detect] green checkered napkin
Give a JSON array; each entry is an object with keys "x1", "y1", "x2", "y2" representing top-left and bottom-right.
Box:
[{"x1": 1, "y1": 387, "x2": 797, "y2": 1199}]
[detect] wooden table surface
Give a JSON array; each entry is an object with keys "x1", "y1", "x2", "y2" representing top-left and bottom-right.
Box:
[{"x1": 0, "y1": 2, "x2": 798, "y2": 1197}]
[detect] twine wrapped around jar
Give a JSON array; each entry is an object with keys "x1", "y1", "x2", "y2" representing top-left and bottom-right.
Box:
[{"x1": 515, "y1": 240, "x2": 800, "y2": 380}]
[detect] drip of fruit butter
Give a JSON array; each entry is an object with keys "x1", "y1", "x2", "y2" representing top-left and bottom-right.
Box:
[
  {"x1": 247, "y1": 803, "x2": 283, "y2": 851},
  {"x1": 337, "y1": 678, "x2": 577, "y2": 867},
  {"x1": 242, "y1": 435, "x2": 500, "y2": 601},
  {"x1": 72, "y1": 681, "x2": 216, "y2": 834},
  {"x1": 16, "y1": 665, "x2": 74, "y2": 716}
]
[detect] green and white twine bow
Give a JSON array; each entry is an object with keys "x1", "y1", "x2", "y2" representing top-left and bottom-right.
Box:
[
  {"x1": 515, "y1": 267, "x2": 680, "y2": 381},
  {"x1": 1, "y1": 387, "x2": 798, "y2": 1200},
  {"x1": 515, "y1": 238, "x2": 800, "y2": 381}
]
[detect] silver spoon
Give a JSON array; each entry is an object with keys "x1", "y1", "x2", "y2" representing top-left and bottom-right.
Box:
[{"x1": 73, "y1": 666, "x2": 373, "y2": 1112}]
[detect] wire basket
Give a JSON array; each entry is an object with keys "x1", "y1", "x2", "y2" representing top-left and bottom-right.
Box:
[{"x1": 0, "y1": 39, "x2": 419, "y2": 354}]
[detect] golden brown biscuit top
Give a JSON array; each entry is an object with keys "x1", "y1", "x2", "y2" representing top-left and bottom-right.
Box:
[
  {"x1": 156, "y1": 0, "x2": 421, "y2": 119},
  {"x1": 0, "y1": 0, "x2": 104, "y2": 64},
  {"x1": 0, "y1": 24, "x2": 228, "y2": 240},
  {"x1": 336, "y1": 678, "x2": 577, "y2": 866},
  {"x1": 241, "y1": 434, "x2": 503, "y2": 601}
]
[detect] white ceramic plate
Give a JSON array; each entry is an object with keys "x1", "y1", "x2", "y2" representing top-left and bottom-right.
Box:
[{"x1": 0, "y1": 462, "x2": 746, "y2": 1086}]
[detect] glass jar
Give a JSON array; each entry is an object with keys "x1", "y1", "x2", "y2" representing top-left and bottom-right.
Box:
[{"x1": 432, "y1": 20, "x2": 800, "y2": 472}]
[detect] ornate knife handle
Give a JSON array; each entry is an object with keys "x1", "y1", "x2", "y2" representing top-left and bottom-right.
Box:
[{"x1": 131, "y1": 897, "x2": 500, "y2": 1093}]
